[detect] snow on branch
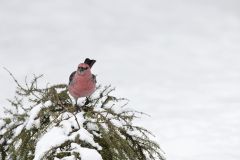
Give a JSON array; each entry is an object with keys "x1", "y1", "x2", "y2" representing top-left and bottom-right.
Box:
[{"x1": 0, "y1": 73, "x2": 165, "y2": 160}]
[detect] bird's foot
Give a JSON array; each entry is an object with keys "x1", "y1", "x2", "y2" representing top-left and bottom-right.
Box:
[
  {"x1": 75, "y1": 104, "x2": 82, "y2": 112},
  {"x1": 84, "y1": 97, "x2": 91, "y2": 106}
]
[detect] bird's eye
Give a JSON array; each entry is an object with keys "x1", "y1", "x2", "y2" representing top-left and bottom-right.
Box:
[{"x1": 78, "y1": 67, "x2": 88, "y2": 71}]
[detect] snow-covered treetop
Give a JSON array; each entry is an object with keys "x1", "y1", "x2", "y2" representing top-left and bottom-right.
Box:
[{"x1": 0, "y1": 74, "x2": 165, "y2": 160}]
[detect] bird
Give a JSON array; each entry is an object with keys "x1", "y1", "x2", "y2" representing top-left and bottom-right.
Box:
[{"x1": 68, "y1": 58, "x2": 97, "y2": 107}]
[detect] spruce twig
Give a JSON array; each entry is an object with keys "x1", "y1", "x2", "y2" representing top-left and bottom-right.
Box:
[{"x1": 0, "y1": 73, "x2": 165, "y2": 160}]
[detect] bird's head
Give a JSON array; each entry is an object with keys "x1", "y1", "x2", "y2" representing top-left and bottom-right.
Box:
[
  {"x1": 77, "y1": 63, "x2": 91, "y2": 75},
  {"x1": 76, "y1": 58, "x2": 96, "y2": 75}
]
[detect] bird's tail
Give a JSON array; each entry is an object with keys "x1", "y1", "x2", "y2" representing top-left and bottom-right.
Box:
[{"x1": 84, "y1": 58, "x2": 96, "y2": 68}]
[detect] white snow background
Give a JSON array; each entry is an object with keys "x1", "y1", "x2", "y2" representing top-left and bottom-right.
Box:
[{"x1": 1, "y1": 0, "x2": 240, "y2": 160}]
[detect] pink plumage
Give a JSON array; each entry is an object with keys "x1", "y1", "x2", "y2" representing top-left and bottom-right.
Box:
[{"x1": 68, "y1": 58, "x2": 96, "y2": 103}]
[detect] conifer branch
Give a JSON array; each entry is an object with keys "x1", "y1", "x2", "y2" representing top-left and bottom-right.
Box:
[{"x1": 0, "y1": 73, "x2": 166, "y2": 160}]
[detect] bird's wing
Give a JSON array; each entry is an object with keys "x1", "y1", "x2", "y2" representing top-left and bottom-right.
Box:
[
  {"x1": 92, "y1": 74, "x2": 97, "y2": 83},
  {"x1": 69, "y1": 71, "x2": 76, "y2": 85}
]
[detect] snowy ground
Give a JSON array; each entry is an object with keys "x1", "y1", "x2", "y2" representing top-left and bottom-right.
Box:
[{"x1": 1, "y1": 0, "x2": 240, "y2": 159}]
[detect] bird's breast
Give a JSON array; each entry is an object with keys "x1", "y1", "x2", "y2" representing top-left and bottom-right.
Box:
[{"x1": 68, "y1": 74, "x2": 96, "y2": 98}]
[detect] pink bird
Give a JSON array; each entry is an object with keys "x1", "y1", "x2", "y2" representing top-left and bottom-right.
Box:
[{"x1": 68, "y1": 58, "x2": 96, "y2": 106}]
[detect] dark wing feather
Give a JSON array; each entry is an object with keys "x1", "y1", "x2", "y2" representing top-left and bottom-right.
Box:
[
  {"x1": 92, "y1": 74, "x2": 97, "y2": 83},
  {"x1": 69, "y1": 71, "x2": 76, "y2": 85}
]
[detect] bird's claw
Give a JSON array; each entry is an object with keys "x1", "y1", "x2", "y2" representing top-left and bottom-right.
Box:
[
  {"x1": 84, "y1": 97, "x2": 91, "y2": 105},
  {"x1": 75, "y1": 104, "x2": 81, "y2": 112}
]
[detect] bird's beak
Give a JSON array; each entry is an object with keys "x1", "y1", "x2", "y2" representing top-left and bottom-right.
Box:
[{"x1": 78, "y1": 67, "x2": 84, "y2": 73}]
